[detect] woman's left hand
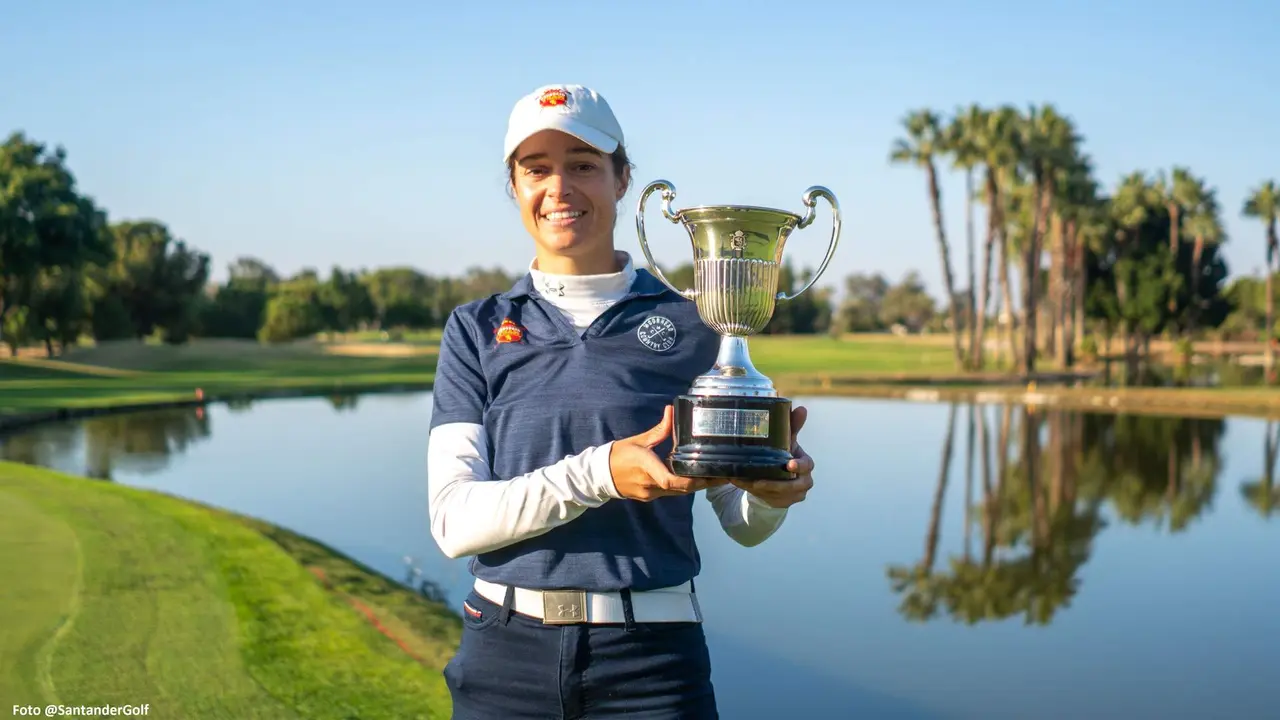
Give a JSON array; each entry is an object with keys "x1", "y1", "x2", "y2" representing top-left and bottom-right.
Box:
[{"x1": 731, "y1": 405, "x2": 814, "y2": 509}]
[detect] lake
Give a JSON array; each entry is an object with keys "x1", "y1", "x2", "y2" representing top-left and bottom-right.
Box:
[{"x1": 2, "y1": 392, "x2": 1277, "y2": 719}]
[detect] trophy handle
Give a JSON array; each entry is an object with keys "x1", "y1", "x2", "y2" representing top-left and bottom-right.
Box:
[
  {"x1": 777, "y1": 185, "x2": 841, "y2": 302},
  {"x1": 635, "y1": 179, "x2": 695, "y2": 299}
]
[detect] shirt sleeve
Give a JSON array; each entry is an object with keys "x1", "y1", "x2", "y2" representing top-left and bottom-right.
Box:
[
  {"x1": 430, "y1": 309, "x2": 488, "y2": 429},
  {"x1": 427, "y1": 421, "x2": 623, "y2": 559},
  {"x1": 704, "y1": 483, "x2": 789, "y2": 546}
]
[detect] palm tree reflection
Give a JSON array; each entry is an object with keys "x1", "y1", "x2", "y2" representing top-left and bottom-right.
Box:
[
  {"x1": 1241, "y1": 420, "x2": 1280, "y2": 519},
  {"x1": 887, "y1": 403, "x2": 1225, "y2": 626}
]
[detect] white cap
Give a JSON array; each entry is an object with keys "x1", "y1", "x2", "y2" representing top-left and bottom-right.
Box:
[{"x1": 503, "y1": 84, "x2": 624, "y2": 161}]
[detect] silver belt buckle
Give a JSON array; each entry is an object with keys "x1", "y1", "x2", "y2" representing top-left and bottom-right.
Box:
[{"x1": 541, "y1": 590, "x2": 588, "y2": 624}]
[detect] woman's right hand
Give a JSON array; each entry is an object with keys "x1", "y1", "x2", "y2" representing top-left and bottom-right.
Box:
[{"x1": 608, "y1": 405, "x2": 728, "y2": 501}]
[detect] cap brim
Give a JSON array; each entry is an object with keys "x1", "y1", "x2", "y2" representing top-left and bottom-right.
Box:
[{"x1": 504, "y1": 115, "x2": 620, "y2": 161}]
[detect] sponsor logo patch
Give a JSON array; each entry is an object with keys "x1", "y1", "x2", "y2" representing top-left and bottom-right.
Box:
[
  {"x1": 495, "y1": 318, "x2": 524, "y2": 344},
  {"x1": 538, "y1": 88, "x2": 569, "y2": 108}
]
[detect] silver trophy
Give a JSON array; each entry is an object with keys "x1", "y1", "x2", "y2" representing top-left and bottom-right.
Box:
[{"x1": 636, "y1": 179, "x2": 841, "y2": 480}]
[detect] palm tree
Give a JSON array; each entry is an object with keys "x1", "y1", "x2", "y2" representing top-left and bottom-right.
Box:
[
  {"x1": 968, "y1": 105, "x2": 1019, "y2": 370},
  {"x1": 890, "y1": 109, "x2": 965, "y2": 367},
  {"x1": 998, "y1": 167, "x2": 1025, "y2": 368},
  {"x1": 1017, "y1": 105, "x2": 1081, "y2": 374},
  {"x1": 1053, "y1": 155, "x2": 1100, "y2": 367},
  {"x1": 1155, "y1": 168, "x2": 1213, "y2": 328},
  {"x1": 1109, "y1": 171, "x2": 1161, "y2": 382},
  {"x1": 1183, "y1": 187, "x2": 1224, "y2": 334},
  {"x1": 1073, "y1": 198, "x2": 1111, "y2": 351},
  {"x1": 948, "y1": 105, "x2": 986, "y2": 367},
  {"x1": 1242, "y1": 180, "x2": 1279, "y2": 378},
  {"x1": 1157, "y1": 166, "x2": 1202, "y2": 255}
]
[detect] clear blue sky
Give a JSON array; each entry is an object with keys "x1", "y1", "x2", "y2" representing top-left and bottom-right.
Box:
[{"x1": 4, "y1": 0, "x2": 1277, "y2": 301}]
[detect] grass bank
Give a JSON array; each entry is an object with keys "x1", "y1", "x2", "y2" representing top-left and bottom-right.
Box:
[
  {"x1": 779, "y1": 379, "x2": 1280, "y2": 421},
  {"x1": 0, "y1": 334, "x2": 963, "y2": 428},
  {"x1": 2, "y1": 333, "x2": 1277, "y2": 425},
  {"x1": 0, "y1": 460, "x2": 460, "y2": 718},
  {"x1": 0, "y1": 339, "x2": 437, "y2": 429}
]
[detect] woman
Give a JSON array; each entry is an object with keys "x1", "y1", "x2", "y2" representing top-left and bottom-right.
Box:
[{"x1": 427, "y1": 83, "x2": 817, "y2": 719}]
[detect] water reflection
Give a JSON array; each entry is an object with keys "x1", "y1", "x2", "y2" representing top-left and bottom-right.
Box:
[
  {"x1": 1241, "y1": 420, "x2": 1280, "y2": 518},
  {"x1": 327, "y1": 393, "x2": 360, "y2": 412},
  {"x1": 885, "y1": 402, "x2": 1274, "y2": 627},
  {"x1": 0, "y1": 421, "x2": 80, "y2": 469},
  {"x1": 0, "y1": 394, "x2": 369, "y2": 480},
  {"x1": 401, "y1": 555, "x2": 449, "y2": 605},
  {"x1": 0, "y1": 393, "x2": 1276, "y2": 717},
  {"x1": 0, "y1": 406, "x2": 212, "y2": 480}
]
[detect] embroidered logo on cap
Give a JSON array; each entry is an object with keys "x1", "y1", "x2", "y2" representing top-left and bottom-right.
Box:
[
  {"x1": 495, "y1": 318, "x2": 524, "y2": 344},
  {"x1": 538, "y1": 88, "x2": 569, "y2": 108},
  {"x1": 637, "y1": 315, "x2": 677, "y2": 352}
]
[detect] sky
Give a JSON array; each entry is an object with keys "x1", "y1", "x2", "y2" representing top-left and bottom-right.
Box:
[{"x1": 3, "y1": 0, "x2": 1278, "y2": 302}]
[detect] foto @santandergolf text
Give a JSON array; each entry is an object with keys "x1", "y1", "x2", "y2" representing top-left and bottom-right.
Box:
[{"x1": 12, "y1": 705, "x2": 150, "y2": 716}]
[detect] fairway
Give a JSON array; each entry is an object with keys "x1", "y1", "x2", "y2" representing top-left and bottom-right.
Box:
[
  {"x1": 748, "y1": 334, "x2": 961, "y2": 376},
  {"x1": 57, "y1": 338, "x2": 435, "y2": 374},
  {"x1": 0, "y1": 359, "x2": 120, "y2": 381},
  {"x1": 0, "y1": 334, "x2": 971, "y2": 419},
  {"x1": 0, "y1": 339, "x2": 437, "y2": 416},
  {"x1": 7, "y1": 332, "x2": 1277, "y2": 425},
  {"x1": 0, "y1": 462, "x2": 458, "y2": 719}
]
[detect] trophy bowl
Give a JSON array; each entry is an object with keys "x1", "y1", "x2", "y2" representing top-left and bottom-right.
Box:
[{"x1": 636, "y1": 179, "x2": 841, "y2": 481}]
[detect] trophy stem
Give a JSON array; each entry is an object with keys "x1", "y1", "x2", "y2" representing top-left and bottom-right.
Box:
[{"x1": 688, "y1": 335, "x2": 778, "y2": 397}]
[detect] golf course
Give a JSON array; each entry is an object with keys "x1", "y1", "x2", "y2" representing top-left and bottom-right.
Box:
[
  {"x1": 2, "y1": 333, "x2": 1278, "y2": 428},
  {"x1": 1, "y1": 333, "x2": 1277, "y2": 718},
  {"x1": 0, "y1": 459, "x2": 459, "y2": 718}
]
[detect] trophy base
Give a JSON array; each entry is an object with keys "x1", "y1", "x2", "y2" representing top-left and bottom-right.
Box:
[{"x1": 669, "y1": 394, "x2": 796, "y2": 481}]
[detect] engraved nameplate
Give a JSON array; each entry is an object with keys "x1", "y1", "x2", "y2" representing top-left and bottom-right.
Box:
[{"x1": 690, "y1": 407, "x2": 770, "y2": 439}]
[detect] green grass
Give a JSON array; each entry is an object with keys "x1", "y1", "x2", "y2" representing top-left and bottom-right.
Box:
[
  {"x1": 0, "y1": 339, "x2": 436, "y2": 414},
  {"x1": 748, "y1": 334, "x2": 961, "y2": 376},
  {"x1": 0, "y1": 461, "x2": 459, "y2": 718},
  {"x1": 5, "y1": 332, "x2": 1279, "y2": 421},
  {"x1": 0, "y1": 361, "x2": 110, "y2": 381},
  {"x1": 340, "y1": 329, "x2": 444, "y2": 346},
  {"x1": 0, "y1": 334, "x2": 965, "y2": 417}
]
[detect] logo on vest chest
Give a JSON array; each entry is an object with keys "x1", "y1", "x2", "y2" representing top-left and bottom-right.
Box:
[
  {"x1": 637, "y1": 315, "x2": 677, "y2": 352},
  {"x1": 495, "y1": 318, "x2": 524, "y2": 344}
]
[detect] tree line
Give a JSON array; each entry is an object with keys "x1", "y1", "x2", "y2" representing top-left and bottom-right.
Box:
[
  {"x1": 2, "y1": 126, "x2": 1276, "y2": 363},
  {"x1": 889, "y1": 103, "x2": 1279, "y2": 377},
  {"x1": 0, "y1": 127, "x2": 916, "y2": 351}
]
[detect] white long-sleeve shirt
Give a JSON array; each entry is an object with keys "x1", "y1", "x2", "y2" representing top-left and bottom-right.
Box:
[{"x1": 427, "y1": 252, "x2": 789, "y2": 562}]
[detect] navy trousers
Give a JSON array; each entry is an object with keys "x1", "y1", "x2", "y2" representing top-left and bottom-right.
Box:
[{"x1": 443, "y1": 585, "x2": 720, "y2": 719}]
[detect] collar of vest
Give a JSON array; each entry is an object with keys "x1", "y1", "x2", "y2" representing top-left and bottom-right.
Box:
[{"x1": 501, "y1": 268, "x2": 673, "y2": 301}]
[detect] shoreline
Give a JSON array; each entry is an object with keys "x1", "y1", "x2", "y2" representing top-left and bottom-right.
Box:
[
  {"x1": 0, "y1": 380, "x2": 432, "y2": 434},
  {"x1": 2, "y1": 370, "x2": 1279, "y2": 436},
  {"x1": 776, "y1": 380, "x2": 1280, "y2": 421}
]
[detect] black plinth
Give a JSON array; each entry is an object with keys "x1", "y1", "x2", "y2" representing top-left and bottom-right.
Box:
[{"x1": 669, "y1": 394, "x2": 795, "y2": 481}]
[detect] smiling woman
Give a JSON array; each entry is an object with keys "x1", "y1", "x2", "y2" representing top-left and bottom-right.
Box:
[
  {"x1": 425, "y1": 83, "x2": 820, "y2": 719},
  {"x1": 503, "y1": 85, "x2": 635, "y2": 276}
]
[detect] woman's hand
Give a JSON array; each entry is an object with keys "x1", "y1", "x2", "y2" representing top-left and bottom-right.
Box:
[
  {"x1": 731, "y1": 405, "x2": 815, "y2": 509},
  {"x1": 609, "y1": 405, "x2": 729, "y2": 501}
]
